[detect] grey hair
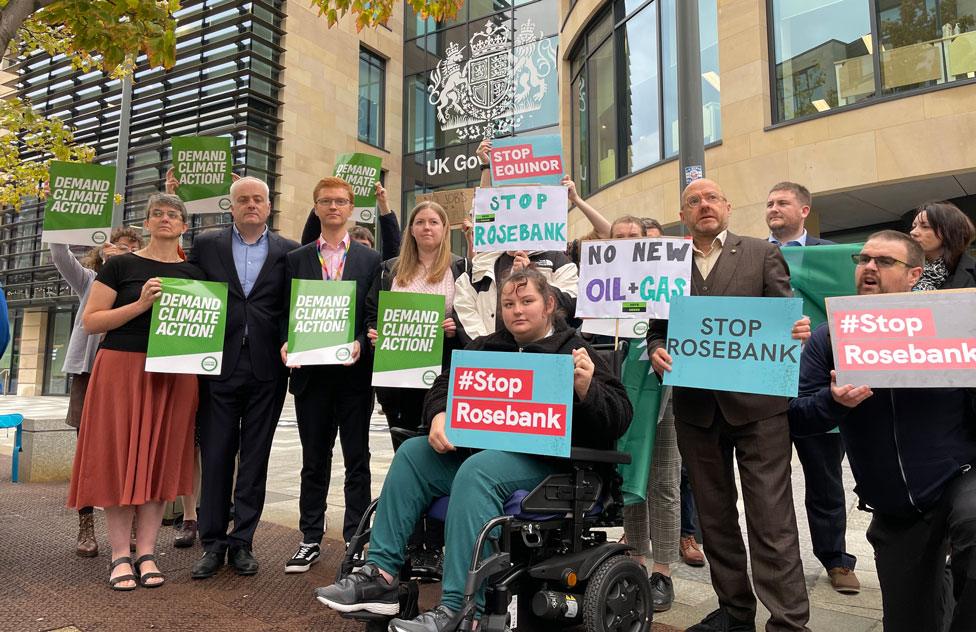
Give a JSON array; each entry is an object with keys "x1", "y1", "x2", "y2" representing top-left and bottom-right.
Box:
[
  {"x1": 229, "y1": 176, "x2": 270, "y2": 200},
  {"x1": 145, "y1": 193, "x2": 188, "y2": 222}
]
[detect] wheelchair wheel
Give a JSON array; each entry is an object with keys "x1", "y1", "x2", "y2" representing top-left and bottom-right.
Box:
[{"x1": 582, "y1": 555, "x2": 652, "y2": 632}]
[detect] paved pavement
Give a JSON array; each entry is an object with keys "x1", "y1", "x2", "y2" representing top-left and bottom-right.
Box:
[{"x1": 0, "y1": 395, "x2": 884, "y2": 631}]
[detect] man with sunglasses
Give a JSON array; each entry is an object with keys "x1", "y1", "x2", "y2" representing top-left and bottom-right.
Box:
[{"x1": 790, "y1": 230, "x2": 976, "y2": 632}]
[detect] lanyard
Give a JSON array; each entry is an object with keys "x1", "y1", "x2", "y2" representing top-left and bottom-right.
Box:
[{"x1": 317, "y1": 239, "x2": 349, "y2": 281}]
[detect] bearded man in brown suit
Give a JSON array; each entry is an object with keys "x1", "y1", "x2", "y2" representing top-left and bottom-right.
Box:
[{"x1": 647, "y1": 178, "x2": 811, "y2": 632}]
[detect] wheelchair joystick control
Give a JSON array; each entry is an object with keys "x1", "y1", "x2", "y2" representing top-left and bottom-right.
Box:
[{"x1": 531, "y1": 590, "x2": 582, "y2": 621}]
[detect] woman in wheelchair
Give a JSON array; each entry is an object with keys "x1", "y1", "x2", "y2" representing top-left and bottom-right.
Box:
[{"x1": 315, "y1": 268, "x2": 633, "y2": 632}]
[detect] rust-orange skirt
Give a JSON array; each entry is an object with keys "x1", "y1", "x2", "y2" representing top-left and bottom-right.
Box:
[{"x1": 68, "y1": 349, "x2": 198, "y2": 509}]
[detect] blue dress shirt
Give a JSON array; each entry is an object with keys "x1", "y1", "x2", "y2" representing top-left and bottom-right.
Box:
[{"x1": 231, "y1": 224, "x2": 269, "y2": 297}]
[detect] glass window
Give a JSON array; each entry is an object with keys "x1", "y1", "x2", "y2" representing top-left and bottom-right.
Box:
[
  {"x1": 404, "y1": 72, "x2": 435, "y2": 154},
  {"x1": 662, "y1": 0, "x2": 721, "y2": 156},
  {"x1": 770, "y1": 0, "x2": 875, "y2": 121},
  {"x1": 621, "y1": 4, "x2": 661, "y2": 172},
  {"x1": 569, "y1": 0, "x2": 721, "y2": 192},
  {"x1": 572, "y1": 74, "x2": 590, "y2": 195},
  {"x1": 358, "y1": 48, "x2": 386, "y2": 147},
  {"x1": 43, "y1": 307, "x2": 74, "y2": 395},
  {"x1": 877, "y1": 0, "x2": 976, "y2": 93},
  {"x1": 589, "y1": 37, "x2": 617, "y2": 189}
]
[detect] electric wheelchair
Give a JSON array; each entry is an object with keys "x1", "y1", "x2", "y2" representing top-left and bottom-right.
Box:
[{"x1": 334, "y1": 343, "x2": 652, "y2": 632}]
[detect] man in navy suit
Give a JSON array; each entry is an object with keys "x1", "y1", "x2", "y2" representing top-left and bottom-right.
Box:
[
  {"x1": 186, "y1": 176, "x2": 299, "y2": 578},
  {"x1": 282, "y1": 176, "x2": 381, "y2": 573},
  {"x1": 766, "y1": 181, "x2": 858, "y2": 595}
]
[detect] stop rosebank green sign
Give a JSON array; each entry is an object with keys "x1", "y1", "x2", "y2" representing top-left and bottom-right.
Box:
[
  {"x1": 145, "y1": 278, "x2": 229, "y2": 375},
  {"x1": 42, "y1": 161, "x2": 116, "y2": 247}
]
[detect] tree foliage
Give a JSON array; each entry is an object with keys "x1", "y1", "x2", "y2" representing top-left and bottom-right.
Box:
[
  {"x1": 0, "y1": 0, "x2": 178, "y2": 208},
  {"x1": 310, "y1": 0, "x2": 464, "y2": 32}
]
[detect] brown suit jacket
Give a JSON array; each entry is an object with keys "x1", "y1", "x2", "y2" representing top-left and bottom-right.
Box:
[{"x1": 647, "y1": 231, "x2": 794, "y2": 427}]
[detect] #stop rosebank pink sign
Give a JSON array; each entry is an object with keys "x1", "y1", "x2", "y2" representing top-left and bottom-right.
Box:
[{"x1": 826, "y1": 289, "x2": 976, "y2": 388}]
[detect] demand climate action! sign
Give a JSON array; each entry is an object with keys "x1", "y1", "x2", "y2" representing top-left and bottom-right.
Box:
[
  {"x1": 333, "y1": 153, "x2": 382, "y2": 224},
  {"x1": 171, "y1": 136, "x2": 233, "y2": 214},
  {"x1": 146, "y1": 278, "x2": 228, "y2": 375},
  {"x1": 489, "y1": 134, "x2": 564, "y2": 186},
  {"x1": 287, "y1": 279, "x2": 356, "y2": 366},
  {"x1": 446, "y1": 350, "x2": 574, "y2": 458},
  {"x1": 372, "y1": 291, "x2": 445, "y2": 389},
  {"x1": 663, "y1": 296, "x2": 804, "y2": 397},
  {"x1": 577, "y1": 238, "x2": 693, "y2": 319},
  {"x1": 42, "y1": 161, "x2": 116, "y2": 247},
  {"x1": 827, "y1": 289, "x2": 976, "y2": 388},
  {"x1": 472, "y1": 186, "x2": 568, "y2": 252}
]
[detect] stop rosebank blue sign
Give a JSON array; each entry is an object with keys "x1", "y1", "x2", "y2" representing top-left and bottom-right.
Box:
[{"x1": 446, "y1": 350, "x2": 574, "y2": 458}]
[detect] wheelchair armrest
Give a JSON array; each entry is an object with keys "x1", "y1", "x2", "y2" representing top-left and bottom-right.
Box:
[
  {"x1": 568, "y1": 447, "x2": 631, "y2": 465},
  {"x1": 390, "y1": 427, "x2": 421, "y2": 445}
]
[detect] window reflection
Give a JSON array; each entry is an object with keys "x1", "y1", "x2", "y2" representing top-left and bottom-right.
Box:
[
  {"x1": 877, "y1": 0, "x2": 976, "y2": 92},
  {"x1": 772, "y1": 0, "x2": 875, "y2": 121}
]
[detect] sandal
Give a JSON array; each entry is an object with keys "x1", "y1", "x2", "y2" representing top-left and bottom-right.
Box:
[
  {"x1": 135, "y1": 553, "x2": 166, "y2": 588},
  {"x1": 109, "y1": 556, "x2": 137, "y2": 591}
]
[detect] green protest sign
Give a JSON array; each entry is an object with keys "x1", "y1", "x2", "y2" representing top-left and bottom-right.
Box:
[
  {"x1": 42, "y1": 161, "x2": 115, "y2": 246},
  {"x1": 372, "y1": 291, "x2": 445, "y2": 389},
  {"x1": 287, "y1": 279, "x2": 357, "y2": 366},
  {"x1": 172, "y1": 136, "x2": 233, "y2": 214},
  {"x1": 333, "y1": 153, "x2": 382, "y2": 224},
  {"x1": 145, "y1": 278, "x2": 228, "y2": 375}
]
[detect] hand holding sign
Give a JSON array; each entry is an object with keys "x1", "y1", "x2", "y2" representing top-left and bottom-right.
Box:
[
  {"x1": 429, "y1": 412, "x2": 455, "y2": 454},
  {"x1": 573, "y1": 347, "x2": 594, "y2": 399},
  {"x1": 792, "y1": 316, "x2": 812, "y2": 343},
  {"x1": 139, "y1": 277, "x2": 164, "y2": 309},
  {"x1": 830, "y1": 370, "x2": 874, "y2": 408}
]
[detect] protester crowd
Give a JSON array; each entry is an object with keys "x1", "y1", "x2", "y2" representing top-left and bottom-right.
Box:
[{"x1": 55, "y1": 140, "x2": 975, "y2": 632}]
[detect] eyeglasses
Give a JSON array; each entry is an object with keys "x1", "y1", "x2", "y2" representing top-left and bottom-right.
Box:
[
  {"x1": 148, "y1": 208, "x2": 184, "y2": 221},
  {"x1": 684, "y1": 193, "x2": 726, "y2": 209},
  {"x1": 851, "y1": 253, "x2": 912, "y2": 268},
  {"x1": 315, "y1": 198, "x2": 351, "y2": 208}
]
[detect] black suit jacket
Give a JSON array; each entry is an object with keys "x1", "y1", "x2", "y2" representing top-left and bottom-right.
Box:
[
  {"x1": 188, "y1": 227, "x2": 298, "y2": 382},
  {"x1": 285, "y1": 239, "x2": 381, "y2": 396},
  {"x1": 647, "y1": 232, "x2": 795, "y2": 427}
]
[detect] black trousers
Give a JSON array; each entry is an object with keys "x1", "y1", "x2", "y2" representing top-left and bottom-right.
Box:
[
  {"x1": 376, "y1": 386, "x2": 426, "y2": 450},
  {"x1": 198, "y1": 352, "x2": 287, "y2": 553},
  {"x1": 866, "y1": 467, "x2": 976, "y2": 632},
  {"x1": 295, "y1": 379, "x2": 373, "y2": 543},
  {"x1": 793, "y1": 432, "x2": 856, "y2": 570}
]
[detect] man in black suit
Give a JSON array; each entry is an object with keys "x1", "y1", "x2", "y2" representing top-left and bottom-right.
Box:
[
  {"x1": 282, "y1": 176, "x2": 381, "y2": 573},
  {"x1": 186, "y1": 176, "x2": 298, "y2": 578},
  {"x1": 766, "y1": 181, "x2": 859, "y2": 595}
]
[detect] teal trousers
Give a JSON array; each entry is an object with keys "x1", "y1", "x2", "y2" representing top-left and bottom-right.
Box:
[{"x1": 366, "y1": 436, "x2": 555, "y2": 610}]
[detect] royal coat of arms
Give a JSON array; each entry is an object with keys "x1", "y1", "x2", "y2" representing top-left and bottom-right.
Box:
[{"x1": 428, "y1": 19, "x2": 557, "y2": 140}]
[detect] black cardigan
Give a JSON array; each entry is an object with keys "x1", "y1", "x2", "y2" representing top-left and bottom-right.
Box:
[{"x1": 423, "y1": 325, "x2": 633, "y2": 451}]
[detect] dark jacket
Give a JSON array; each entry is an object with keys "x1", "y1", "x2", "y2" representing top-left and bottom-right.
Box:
[
  {"x1": 188, "y1": 227, "x2": 298, "y2": 381},
  {"x1": 284, "y1": 239, "x2": 382, "y2": 395},
  {"x1": 364, "y1": 255, "x2": 467, "y2": 370},
  {"x1": 647, "y1": 232, "x2": 794, "y2": 426},
  {"x1": 789, "y1": 324, "x2": 976, "y2": 516},
  {"x1": 301, "y1": 208, "x2": 401, "y2": 261},
  {"x1": 943, "y1": 252, "x2": 976, "y2": 289},
  {"x1": 423, "y1": 324, "x2": 633, "y2": 451},
  {"x1": 803, "y1": 235, "x2": 834, "y2": 246}
]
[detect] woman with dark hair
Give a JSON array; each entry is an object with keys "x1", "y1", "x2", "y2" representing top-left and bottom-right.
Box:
[
  {"x1": 68, "y1": 193, "x2": 205, "y2": 590},
  {"x1": 909, "y1": 201, "x2": 976, "y2": 290},
  {"x1": 54, "y1": 226, "x2": 144, "y2": 557},
  {"x1": 315, "y1": 268, "x2": 632, "y2": 631}
]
